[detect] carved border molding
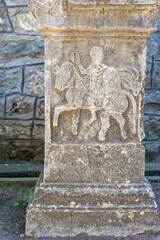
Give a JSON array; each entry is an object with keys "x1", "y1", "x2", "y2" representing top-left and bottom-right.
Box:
[
  {"x1": 41, "y1": 30, "x2": 152, "y2": 39},
  {"x1": 69, "y1": 0, "x2": 160, "y2": 5},
  {"x1": 29, "y1": 0, "x2": 160, "y2": 15},
  {"x1": 29, "y1": 0, "x2": 159, "y2": 38}
]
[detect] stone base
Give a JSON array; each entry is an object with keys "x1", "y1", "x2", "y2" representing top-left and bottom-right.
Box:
[
  {"x1": 26, "y1": 175, "x2": 159, "y2": 238},
  {"x1": 44, "y1": 143, "x2": 145, "y2": 183}
]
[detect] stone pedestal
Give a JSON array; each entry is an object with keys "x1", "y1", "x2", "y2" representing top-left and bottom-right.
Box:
[{"x1": 26, "y1": 0, "x2": 160, "y2": 238}]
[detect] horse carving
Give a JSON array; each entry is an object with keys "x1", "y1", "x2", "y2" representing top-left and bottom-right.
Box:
[{"x1": 53, "y1": 46, "x2": 142, "y2": 141}]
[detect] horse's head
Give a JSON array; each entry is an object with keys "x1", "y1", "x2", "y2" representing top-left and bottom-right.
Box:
[{"x1": 55, "y1": 61, "x2": 74, "y2": 92}]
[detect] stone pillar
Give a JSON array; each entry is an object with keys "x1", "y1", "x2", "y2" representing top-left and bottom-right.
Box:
[{"x1": 26, "y1": 0, "x2": 160, "y2": 238}]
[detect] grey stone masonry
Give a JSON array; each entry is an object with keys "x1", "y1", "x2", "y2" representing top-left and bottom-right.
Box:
[
  {"x1": 0, "y1": 0, "x2": 160, "y2": 164},
  {"x1": 0, "y1": 0, "x2": 44, "y2": 162},
  {"x1": 145, "y1": 12, "x2": 160, "y2": 161}
]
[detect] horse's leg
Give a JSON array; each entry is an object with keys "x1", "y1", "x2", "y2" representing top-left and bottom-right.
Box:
[
  {"x1": 88, "y1": 110, "x2": 96, "y2": 125},
  {"x1": 53, "y1": 105, "x2": 75, "y2": 127},
  {"x1": 123, "y1": 90, "x2": 137, "y2": 134},
  {"x1": 53, "y1": 107, "x2": 62, "y2": 127},
  {"x1": 86, "y1": 94, "x2": 97, "y2": 125},
  {"x1": 112, "y1": 113, "x2": 127, "y2": 140},
  {"x1": 98, "y1": 111, "x2": 110, "y2": 142},
  {"x1": 71, "y1": 110, "x2": 80, "y2": 135}
]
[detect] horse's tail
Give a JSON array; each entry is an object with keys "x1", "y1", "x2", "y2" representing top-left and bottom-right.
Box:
[
  {"x1": 123, "y1": 90, "x2": 137, "y2": 134},
  {"x1": 118, "y1": 66, "x2": 141, "y2": 96}
]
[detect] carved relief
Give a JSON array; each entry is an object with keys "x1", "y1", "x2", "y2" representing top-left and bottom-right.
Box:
[{"x1": 53, "y1": 46, "x2": 142, "y2": 142}]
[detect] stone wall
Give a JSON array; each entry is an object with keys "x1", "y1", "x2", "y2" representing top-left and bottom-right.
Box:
[
  {"x1": 0, "y1": 0, "x2": 44, "y2": 162},
  {"x1": 145, "y1": 11, "x2": 160, "y2": 162},
  {"x1": 0, "y1": 0, "x2": 159, "y2": 163}
]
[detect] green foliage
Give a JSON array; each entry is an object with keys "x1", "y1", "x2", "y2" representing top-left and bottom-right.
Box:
[{"x1": 0, "y1": 187, "x2": 34, "y2": 208}]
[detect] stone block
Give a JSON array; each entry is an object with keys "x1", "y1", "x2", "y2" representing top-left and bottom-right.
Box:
[
  {"x1": 0, "y1": 67, "x2": 22, "y2": 96},
  {"x1": 145, "y1": 62, "x2": 152, "y2": 88},
  {"x1": 0, "y1": 140, "x2": 9, "y2": 163},
  {"x1": 143, "y1": 140, "x2": 160, "y2": 162},
  {"x1": 153, "y1": 33, "x2": 160, "y2": 61},
  {"x1": 24, "y1": 65, "x2": 44, "y2": 97},
  {"x1": 0, "y1": 118, "x2": 44, "y2": 161},
  {"x1": 144, "y1": 115, "x2": 160, "y2": 140},
  {"x1": 156, "y1": 10, "x2": 160, "y2": 31},
  {"x1": 44, "y1": 143, "x2": 144, "y2": 183},
  {"x1": 8, "y1": 7, "x2": 39, "y2": 34},
  {"x1": 32, "y1": 120, "x2": 44, "y2": 139},
  {"x1": 35, "y1": 98, "x2": 44, "y2": 119},
  {"x1": 0, "y1": 119, "x2": 36, "y2": 160},
  {"x1": 152, "y1": 61, "x2": 160, "y2": 88},
  {"x1": 145, "y1": 90, "x2": 160, "y2": 104},
  {"x1": 144, "y1": 90, "x2": 160, "y2": 115},
  {"x1": 0, "y1": 34, "x2": 44, "y2": 68},
  {"x1": 5, "y1": 0, "x2": 27, "y2": 6},
  {"x1": 0, "y1": 98, "x2": 5, "y2": 119},
  {"x1": 146, "y1": 32, "x2": 159, "y2": 61},
  {"x1": 1, "y1": 139, "x2": 44, "y2": 160},
  {"x1": 5, "y1": 95, "x2": 35, "y2": 119},
  {"x1": 26, "y1": 179, "x2": 159, "y2": 238},
  {"x1": 0, "y1": 3, "x2": 12, "y2": 32},
  {"x1": 0, "y1": 119, "x2": 32, "y2": 139}
]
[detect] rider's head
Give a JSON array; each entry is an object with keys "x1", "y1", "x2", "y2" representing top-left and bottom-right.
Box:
[{"x1": 90, "y1": 46, "x2": 104, "y2": 65}]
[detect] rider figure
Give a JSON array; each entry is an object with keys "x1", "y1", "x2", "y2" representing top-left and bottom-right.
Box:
[{"x1": 71, "y1": 46, "x2": 109, "y2": 124}]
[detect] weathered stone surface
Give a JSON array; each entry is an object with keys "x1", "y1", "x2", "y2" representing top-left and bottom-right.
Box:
[
  {"x1": 144, "y1": 90, "x2": 160, "y2": 115},
  {"x1": 0, "y1": 3, "x2": 12, "y2": 32},
  {"x1": 26, "y1": 179, "x2": 159, "y2": 238},
  {"x1": 0, "y1": 67, "x2": 22, "y2": 96},
  {"x1": 35, "y1": 98, "x2": 44, "y2": 119},
  {"x1": 0, "y1": 0, "x2": 158, "y2": 165},
  {"x1": 8, "y1": 7, "x2": 39, "y2": 34},
  {"x1": 0, "y1": 141, "x2": 9, "y2": 163},
  {"x1": 44, "y1": 143, "x2": 144, "y2": 183},
  {"x1": 5, "y1": 0, "x2": 27, "y2": 6},
  {"x1": 145, "y1": 62, "x2": 152, "y2": 88},
  {"x1": 5, "y1": 95, "x2": 35, "y2": 119},
  {"x1": 48, "y1": 42, "x2": 145, "y2": 144},
  {"x1": 144, "y1": 115, "x2": 160, "y2": 140},
  {"x1": 0, "y1": 119, "x2": 36, "y2": 161},
  {"x1": 0, "y1": 119, "x2": 32, "y2": 139},
  {"x1": 1, "y1": 139, "x2": 44, "y2": 160},
  {"x1": 0, "y1": 1, "x2": 159, "y2": 165},
  {"x1": 0, "y1": 98, "x2": 5, "y2": 119},
  {"x1": 0, "y1": 34, "x2": 44, "y2": 68},
  {"x1": 0, "y1": 1, "x2": 44, "y2": 162},
  {"x1": 147, "y1": 32, "x2": 159, "y2": 60},
  {"x1": 152, "y1": 61, "x2": 160, "y2": 88},
  {"x1": 0, "y1": 118, "x2": 44, "y2": 161},
  {"x1": 24, "y1": 65, "x2": 44, "y2": 97},
  {"x1": 32, "y1": 120, "x2": 44, "y2": 139},
  {"x1": 26, "y1": 0, "x2": 160, "y2": 238},
  {"x1": 152, "y1": 33, "x2": 160, "y2": 61},
  {"x1": 144, "y1": 107, "x2": 160, "y2": 120},
  {"x1": 143, "y1": 140, "x2": 160, "y2": 162},
  {"x1": 145, "y1": 90, "x2": 160, "y2": 104},
  {"x1": 156, "y1": 10, "x2": 160, "y2": 31}
]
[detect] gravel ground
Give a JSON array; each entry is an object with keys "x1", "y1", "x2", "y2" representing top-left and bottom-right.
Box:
[{"x1": 0, "y1": 182, "x2": 160, "y2": 240}]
